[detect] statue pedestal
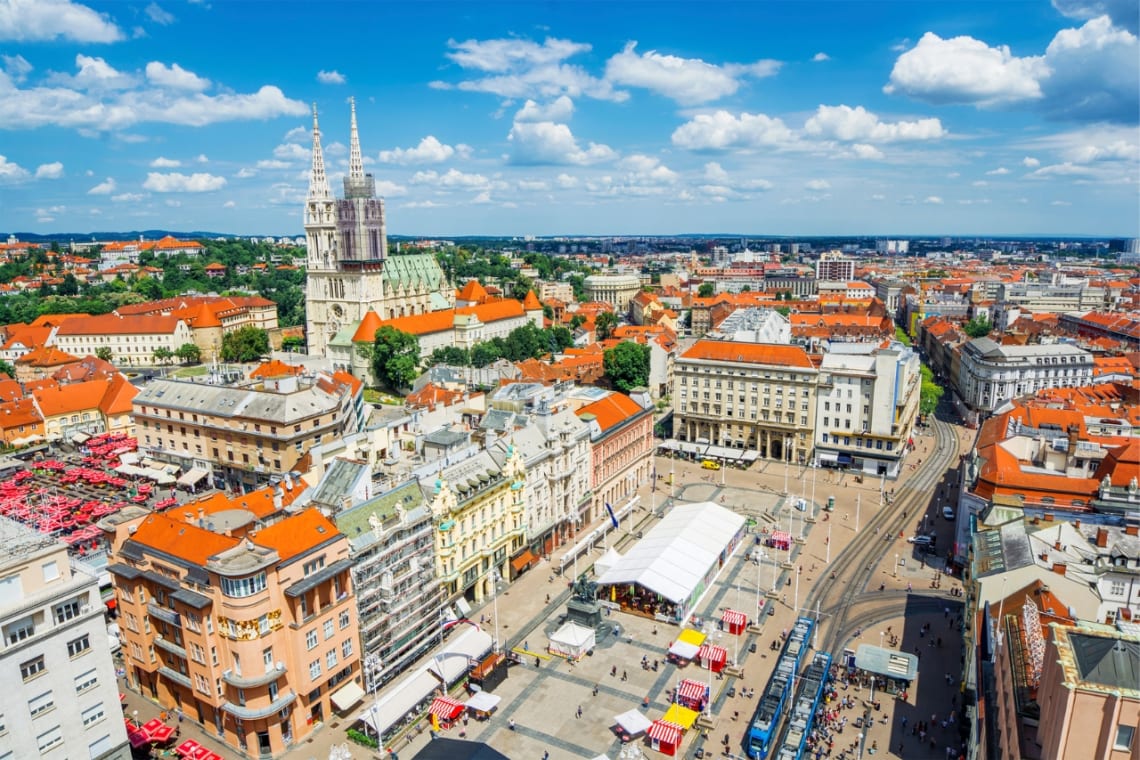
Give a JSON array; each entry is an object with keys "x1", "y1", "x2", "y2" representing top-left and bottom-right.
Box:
[{"x1": 566, "y1": 599, "x2": 602, "y2": 628}]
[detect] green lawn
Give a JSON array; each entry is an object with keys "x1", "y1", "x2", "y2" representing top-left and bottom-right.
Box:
[{"x1": 171, "y1": 365, "x2": 209, "y2": 378}]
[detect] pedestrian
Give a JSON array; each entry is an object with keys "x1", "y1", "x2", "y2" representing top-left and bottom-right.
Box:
[
  {"x1": 525, "y1": 640, "x2": 529, "y2": 651},
  {"x1": 576, "y1": 705, "x2": 582, "y2": 719},
  {"x1": 176, "y1": 708, "x2": 182, "y2": 723},
  {"x1": 543, "y1": 751, "x2": 549, "y2": 760},
  {"x1": 622, "y1": 670, "x2": 627, "y2": 682}
]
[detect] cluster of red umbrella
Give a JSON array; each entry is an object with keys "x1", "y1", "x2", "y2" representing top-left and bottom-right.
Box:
[
  {"x1": 83, "y1": 431, "x2": 138, "y2": 462},
  {"x1": 174, "y1": 738, "x2": 224, "y2": 760},
  {"x1": 0, "y1": 478, "x2": 123, "y2": 547},
  {"x1": 125, "y1": 717, "x2": 177, "y2": 750}
]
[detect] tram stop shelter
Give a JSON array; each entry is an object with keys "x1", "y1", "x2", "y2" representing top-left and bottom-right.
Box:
[
  {"x1": 853, "y1": 644, "x2": 919, "y2": 695},
  {"x1": 595, "y1": 501, "x2": 747, "y2": 624}
]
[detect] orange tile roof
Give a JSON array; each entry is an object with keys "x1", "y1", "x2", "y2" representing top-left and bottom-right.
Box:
[
  {"x1": 54, "y1": 313, "x2": 185, "y2": 336},
  {"x1": 457, "y1": 279, "x2": 488, "y2": 303},
  {"x1": 0, "y1": 379, "x2": 21, "y2": 401},
  {"x1": 252, "y1": 508, "x2": 341, "y2": 562},
  {"x1": 131, "y1": 512, "x2": 238, "y2": 566},
  {"x1": 99, "y1": 374, "x2": 137, "y2": 417},
  {"x1": 16, "y1": 345, "x2": 80, "y2": 367},
  {"x1": 2, "y1": 324, "x2": 53, "y2": 351},
  {"x1": 0, "y1": 398, "x2": 44, "y2": 430},
  {"x1": 184, "y1": 481, "x2": 306, "y2": 521},
  {"x1": 1095, "y1": 439, "x2": 1140, "y2": 487},
  {"x1": 249, "y1": 359, "x2": 304, "y2": 379},
  {"x1": 522, "y1": 290, "x2": 542, "y2": 311},
  {"x1": 681, "y1": 340, "x2": 815, "y2": 368},
  {"x1": 330, "y1": 370, "x2": 363, "y2": 397},
  {"x1": 576, "y1": 391, "x2": 646, "y2": 433},
  {"x1": 351, "y1": 310, "x2": 383, "y2": 343},
  {"x1": 33, "y1": 378, "x2": 110, "y2": 417},
  {"x1": 370, "y1": 299, "x2": 527, "y2": 337},
  {"x1": 30, "y1": 313, "x2": 90, "y2": 328}
]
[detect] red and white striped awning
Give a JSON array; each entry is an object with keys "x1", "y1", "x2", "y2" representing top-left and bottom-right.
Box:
[
  {"x1": 647, "y1": 719, "x2": 683, "y2": 744},
  {"x1": 698, "y1": 644, "x2": 727, "y2": 664},
  {"x1": 676, "y1": 679, "x2": 707, "y2": 704},
  {"x1": 428, "y1": 695, "x2": 465, "y2": 720},
  {"x1": 721, "y1": 609, "x2": 747, "y2": 628},
  {"x1": 770, "y1": 530, "x2": 791, "y2": 544}
]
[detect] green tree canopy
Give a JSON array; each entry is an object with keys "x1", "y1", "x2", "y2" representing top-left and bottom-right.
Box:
[
  {"x1": 919, "y1": 365, "x2": 944, "y2": 418},
  {"x1": 963, "y1": 315, "x2": 993, "y2": 338},
  {"x1": 369, "y1": 326, "x2": 420, "y2": 392},
  {"x1": 604, "y1": 341, "x2": 651, "y2": 394},
  {"x1": 698, "y1": 282, "x2": 715, "y2": 298},
  {"x1": 95, "y1": 346, "x2": 113, "y2": 362},
  {"x1": 220, "y1": 326, "x2": 270, "y2": 362},
  {"x1": 595, "y1": 311, "x2": 618, "y2": 340},
  {"x1": 427, "y1": 346, "x2": 471, "y2": 366},
  {"x1": 175, "y1": 343, "x2": 201, "y2": 364},
  {"x1": 0, "y1": 359, "x2": 14, "y2": 378}
]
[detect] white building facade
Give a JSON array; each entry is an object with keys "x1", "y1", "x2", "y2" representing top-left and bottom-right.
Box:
[{"x1": 956, "y1": 339, "x2": 1094, "y2": 414}]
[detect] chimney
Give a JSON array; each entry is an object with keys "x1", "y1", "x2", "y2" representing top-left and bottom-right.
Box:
[
  {"x1": 1126, "y1": 525, "x2": 1138, "y2": 537},
  {"x1": 1096, "y1": 527, "x2": 1108, "y2": 548},
  {"x1": 1052, "y1": 562, "x2": 1067, "y2": 576},
  {"x1": 1074, "y1": 519, "x2": 1080, "y2": 529},
  {"x1": 1054, "y1": 540, "x2": 1062, "y2": 551}
]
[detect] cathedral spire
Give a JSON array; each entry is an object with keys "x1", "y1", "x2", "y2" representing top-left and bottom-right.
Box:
[
  {"x1": 308, "y1": 103, "x2": 331, "y2": 200},
  {"x1": 348, "y1": 96, "x2": 364, "y2": 181}
]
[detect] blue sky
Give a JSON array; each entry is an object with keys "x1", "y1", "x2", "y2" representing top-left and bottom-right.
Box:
[{"x1": 0, "y1": 0, "x2": 1137, "y2": 237}]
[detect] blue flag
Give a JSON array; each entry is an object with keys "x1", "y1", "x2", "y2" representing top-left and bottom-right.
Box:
[{"x1": 605, "y1": 502, "x2": 618, "y2": 529}]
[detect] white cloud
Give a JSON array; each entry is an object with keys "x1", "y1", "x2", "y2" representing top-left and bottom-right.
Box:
[
  {"x1": 317, "y1": 70, "x2": 345, "y2": 85},
  {"x1": 805, "y1": 179, "x2": 831, "y2": 190},
  {"x1": 1023, "y1": 156, "x2": 1041, "y2": 167},
  {"x1": 671, "y1": 110, "x2": 797, "y2": 151},
  {"x1": 884, "y1": 32, "x2": 1047, "y2": 104},
  {"x1": 2, "y1": 54, "x2": 32, "y2": 83},
  {"x1": 373, "y1": 180, "x2": 407, "y2": 197},
  {"x1": 851, "y1": 144, "x2": 885, "y2": 159},
  {"x1": 804, "y1": 104, "x2": 945, "y2": 143},
  {"x1": 111, "y1": 192, "x2": 143, "y2": 202},
  {"x1": 283, "y1": 125, "x2": 309, "y2": 143},
  {"x1": 701, "y1": 161, "x2": 773, "y2": 192},
  {"x1": 145, "y1": 61, "x2": 210, "y2": 91},
  {"x1": 973, "y1": 180, "x2": 989, "y2": 187},
  {"x1": 378, "y1": 135, "x2": 471, "y2": 164},
  {"x1": 0, "y1": 155, "x2": 29, "y2": 183},
  {"x1": 48, "y1": 54, "x2": 136, "y2": 90},
  {"x1": 256, "y1": 160, "x2": 290, "y2": 170},
  {"x1": 1051, "y1": 199, "x2": 1073, "y2": 205},
  {"x1": 410, "y1": 168, "x2": 492, "y2": 190},
  {"x1": 273, "y1": 142, "x2": 309, "y2": 161},
  {"x1": 150, "y1": 156, "x2": 181, "y2": 168},
  {"x1": 1040, "y1": 16, "x2": 1138, "y2": 122},
  {"x1": 871, "y1": 193, "x2": 886, "y2": 201},
  {"x1": 924, "y1": 195, "x2": 944, "y2": 204},
  {"x1": 508, "y1": 120, "x2": 616, "y2": 165},
  {"x1": 1029, "y1": 161, "x2": 1099, "y2": 177},
  {"x1": 223, "y1": 200, "x2": 236, "y2": 208},
  {"x1": 87, "y1": 177, "x2": 115, "y2": 194},
  {"x1": 142, "y1": 171, "x2": 226, "y2": 192},
  {"x1": 440, "y1": 36, "x2": 626, "y2": 102},
  {"x1": 195, "y1": 153, "x2": 207, "y2": 163},
  {"x1": 235, "y1": 167, "x2": 256, "y2": 178},
  {"x1": 986, "y1": 167, "x2": 1011, "y2": 175},
  {"x1": 514, "y1": 96, "x2": 575, "y2": 123},
  {"x1": 164, "y1": 199, "x2": 181, "y2": 208},
  {"x1": 34, "y1": 161, "x2": 63, "y2": 179},
  {"x1": 603, "y1": 41, "x2": 781, "y2": 105},
  {"x1": 145, "y1": 2, "x2": 174, "y2": 25},
  {"x1": 812, "y1": 52, "x2": 830, "y2": 62},
  {"x1": 556, "y1": 173, "x2": 578, "y2": 188},
  {"x1": 517, "y1": 179, "x2": 550, "y2": 191},
  {"x1": 1052, "y1": 0, "x2": 1137, "y2": 34},
  {"x1": 0, "y1": 0, "x2": 123, "y2": 43}
]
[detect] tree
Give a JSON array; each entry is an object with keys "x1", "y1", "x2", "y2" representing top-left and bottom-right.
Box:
[
  {"x1": 604, "y1": 341, "x2": 651, "y2": 393},
  {"x1": 470, "y1": 342, "x2": 501, "y2": 368},
  {"x1": 281, "y1": 336, "x2": 305, "y2": 353},
  {"x1": 569, "y1": 314, "x2": 586, "y2": 331},
  {"x1": 595, "y1": 311, "x2": 618, "y2": 340},
  {"x1": 427, "y1": 346, "x2": 470, "y2": 366},
  {"x1": 369, "y1": 326, "x2": 420, "y2": 391},
  {"x1": 698, "y1": 282, "x2": 715, "y2": 298},
  {"x1": 175, "y1": 343, "x2": 201, "y2": 364},
  {"x1": 963, "y1": 315, "x2": 993, "y2": 338},
  {"x1": 919, "y1": 365, "x2": 944, "y2": 418},
  {"x1": 221, "y1": 326, "x2": 270, "y2": 362},
  {"x1": 153, "y1": 347, "x2": 174, "y2": 365},
  {"x1": 57, "y1": 273, "x2": 80, "y2": 296},
  {"x1": 0, "y1": 359, "x2": 14, "y2": 378},
  {"x1": 95, "y1": 346, "x2": 113, "y2": 362}
]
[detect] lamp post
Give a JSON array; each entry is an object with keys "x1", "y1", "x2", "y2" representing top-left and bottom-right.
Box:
[
  {"x1": 783, "y1": 436, "x2": 790, "y2": 493},
  {"x1": 826, "y1": 519, "x2": 832, "y2": 564},
  {"x1": 365, "y1": 653, "x2": 382, "y2": 743},
  {"x1": 793, "y1": 564, "x2": 800, "y2": 613},
  {"x1": 811, "y1": 462, "x2": 817, "y2": 514},
  {"x1": 490, "y1": 569, "x2": 502, "y2": 654},
  {"x1": 855, "y1": 493, "x2": 861, "y2": 534},
  {"x1": 755, "y1": 552, "x2": 763, "y2": 618},
  {"x1": 894, "y1": 552, "x2": 899, "y2": 579},
  {"x1": 733, "y1": 584, "x2": 740, "y2": 666}
]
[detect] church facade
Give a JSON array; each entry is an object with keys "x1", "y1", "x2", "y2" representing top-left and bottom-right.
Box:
[{"x1": 304, "y1": 100, "x2": 453, "y2": 357}]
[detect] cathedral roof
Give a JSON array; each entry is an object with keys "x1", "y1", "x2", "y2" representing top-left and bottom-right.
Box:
[
  {"x1": 352, "y1": 310, "x2": 383, "y2": 343},
  {"x1": 382, "y1": 253, "x2": 446, "y2": 290},
  {"x1": 522, "y1": 290, "x2": 542, "y2": 311}
]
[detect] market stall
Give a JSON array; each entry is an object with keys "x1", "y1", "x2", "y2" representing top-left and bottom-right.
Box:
[
  {"x1": 667, "y1": 628, "x2": 706, "y2": 664},
  {"x1": 427, "y1": 695, "x2": 465, "y2": 729},
  {"x1": 662, "y1": 704, "x2": 699, "y2": 731},
  {"x1": 547, "y1": 620, "x2": 596, "y2": 661},
  {"x1": 614, "y1": 709, "x2": 652, "y2": 741},
  {"x1": 464, "y1": 691, "x2": 501, "y2": 720},
  {"x1": 647, "y1": 719, "x2": 684, "y2": 756},
  {"x1": 765, "y1": 530, "x2": 792, "y2": 551},
  {"x1": 674, "y1": 678, "x2": 709, "y2": 712},
  {"x1": 594, "y1": 502, "x2": 746, "y2": 624},
  {"x1": 698, "y1": 643, "x2": 727, "y2": 673},
  {"x1": 721, "y1": 608, "x2": 747, "y2": 635}
]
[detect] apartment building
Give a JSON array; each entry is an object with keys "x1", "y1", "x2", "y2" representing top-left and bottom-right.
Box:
[
  {"x1": 34, "y1": 374, "x2": 138, "y2": 442},
  {"x1": 584, "y1": 273, "x2": 642, "y2": 312},
  {"x1": 52, "y1": 314, "x2": 196, "y2": 367},
  {"x1": 423, "y1": 446, "x2": 527, "y2": 610},
  {"x1": 0, "y1": 518, "x2": 130, "y2": 760},
  {"x1": 815, "y1": 252, "x2": 855, "y2": 282},
  {"x1": 813, "y1": 343, "x2": 921, "y2": 478},
  {"x1": 132, "y1": 373, "x2": 363, "y2": 492},
  {"x1": 957, "y1": 338, "x2": 1094, "y2": 414},
  {"x1": 333, "y1": 480, "x2": 442, "y2": 689},
  {"x1": 673, "y1": 340, "x2": 818, "y2": 464},
  {"x1": 102, "y1": 508, "x2": 360, "y2": 758},
  {"x1": 117, "y1": 296, "x2": 280, "y2": 362},
  {"x1": 574, "y1": 389, "x2": 655, "y2": 527}
]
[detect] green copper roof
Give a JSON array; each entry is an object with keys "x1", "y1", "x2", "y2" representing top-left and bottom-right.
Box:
[
  {"x1": 334, "y1": 479, "x2": 425, "y2": 540},
  {"x1": 382, "y1": 253, "x2": 446, "y2": 290}
]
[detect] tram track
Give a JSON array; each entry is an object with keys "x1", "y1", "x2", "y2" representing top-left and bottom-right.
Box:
[{"x1": 803, "y1": 406, "x2": 962, "y2": 655}]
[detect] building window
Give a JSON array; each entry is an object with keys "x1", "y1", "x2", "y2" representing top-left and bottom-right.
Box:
[
  {"x1": 1116, "y1": 725, "x2": 1135, "y2": 750},
  {"x1": 5, "y1": 616, "x2": 34, "y2": 645},
  {"x1": 75, "y1": 668, "x2": 98, "y2": 693},
  {"x1": 323, "y1": 619, "x2": 334, "y2": 640},
  {"x1": 326, "y1": 649, "x2": 337, "y2": 669},
  {"x1": 220, "y1": 572, "x2": 267, "y2": 598},
  {"x1": 53, "y1": 599, "x2": 81, "y2": 624},
  {"x1": 341, "y1": 638, "x2": 353, "y2": 659},
  {"x1": 304, "y1": 557, "x2": 325, "y2": 577},
  {"x1": 338, "y1": 610, "x2": 350, "y2": 630},
  {"x1": 20, "y1": 655, "x2": 45, "y2": 681},
  {"x1": 29, "y1": 691, "x2": 54, "y2": 717},
  {"x1": 81, "y1": 702, "x2": 105, "y2": 727},
  {"x1": 1110, "y1": 581, "x2": 1127, "y2": 597},
  {"x1": 67, "y1": 634, "x2": 91, "y2": 658},
  {"x1": 309, "y1": 660, "x2": 321, "y2": 680},
  {"x1": 36, "y1": 726, "x2": 63, "y2": 753}
]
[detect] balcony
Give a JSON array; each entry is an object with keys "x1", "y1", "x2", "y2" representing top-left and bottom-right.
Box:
[
  {"x1": 221, "y1": 691, "x2": 296, "y2": 721},
  {"x1": 157, "y1": 666, "x2": 193, "y2": 689},
  {"x1": 153, "y1": 636, "x2": 187, "y2": 659},
  {"x1": 222, "y1": 666, "x2": 285, "y2": 689},
  {"x1": 147, "y1": 602, "x2": 181, "y2": 627}
]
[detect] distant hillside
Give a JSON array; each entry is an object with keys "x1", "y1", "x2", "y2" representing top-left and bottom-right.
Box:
[{"x1": 9, "y1": 230, "x2": 238, "y2": 243}]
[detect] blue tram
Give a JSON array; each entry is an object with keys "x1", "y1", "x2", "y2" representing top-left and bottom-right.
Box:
[
  {"x1": 773, "y1": 651, "x2": 833, "y2": 760},
  {"x1": 744, "y1": 616, "x2": 815, "y2": 759}
]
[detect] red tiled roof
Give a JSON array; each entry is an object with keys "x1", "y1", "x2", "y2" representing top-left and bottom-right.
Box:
[
  {"x1": 253, "y1": 508, "x2": 341, "y2": 561},
  {"x1": 351, "y1": 310, "x2": 383, "y2": 343},
  {"x1": 130, "y1": 512, "x2": 237, "y2": 566},
  {"x1": 457, "y1": 279, "x2": 488, "y2": 303},
  {"x1": 576, "y1": 391, "x2": 646, "y2": 433},
  {"x1": 681, "y1": 340, "x2": 814, "y2": 368},
  {"x1": 54, "y1": 313, "x2": 185, "y2": 336}
]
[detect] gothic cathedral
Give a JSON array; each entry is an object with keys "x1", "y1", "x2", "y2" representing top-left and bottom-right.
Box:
[{"x1": 304, "y1": 99, "x2": 453, "y2": 357}]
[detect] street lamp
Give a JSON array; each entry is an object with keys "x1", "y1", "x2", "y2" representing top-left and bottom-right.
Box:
[
  {"x1": 855, "y1": 493, "x2": 861, "y2": 534},
  {"x1": 365, "y1": 654, "x2": 382, "y2": 743},
  {"x1": 826, "y1": 519, "x2": 832, "y2": 565},
  {"x1": 783, "y1": 435, "x2": 790, "y2": 493},
  {"x1": 490, "y1": 569, "x2": 502, "y2": 654},
  {"x1": 894, "y1": 552, "x2": 899, "y2": 579},
  {"x1": 810, "y1": 462, "x2": 817, "y2": 514}
]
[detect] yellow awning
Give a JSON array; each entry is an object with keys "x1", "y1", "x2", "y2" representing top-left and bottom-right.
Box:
[
  {"x1": 662, "y1": 704, "x2": 699, "y2": 730},
  {"x1": 677, "y1": 629, "x2": 706, "y2": 647}
]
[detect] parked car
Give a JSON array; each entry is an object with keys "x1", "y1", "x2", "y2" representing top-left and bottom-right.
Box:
[
  {"x1": 701, "y1": 460, "x2": 721, "y2": 470},
  {"x1": 942, "y1": 506, "x2": 955, "y2": 520},
  {"x1": 907, "y1": 535, "x2": 934, "y2": 546}
]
